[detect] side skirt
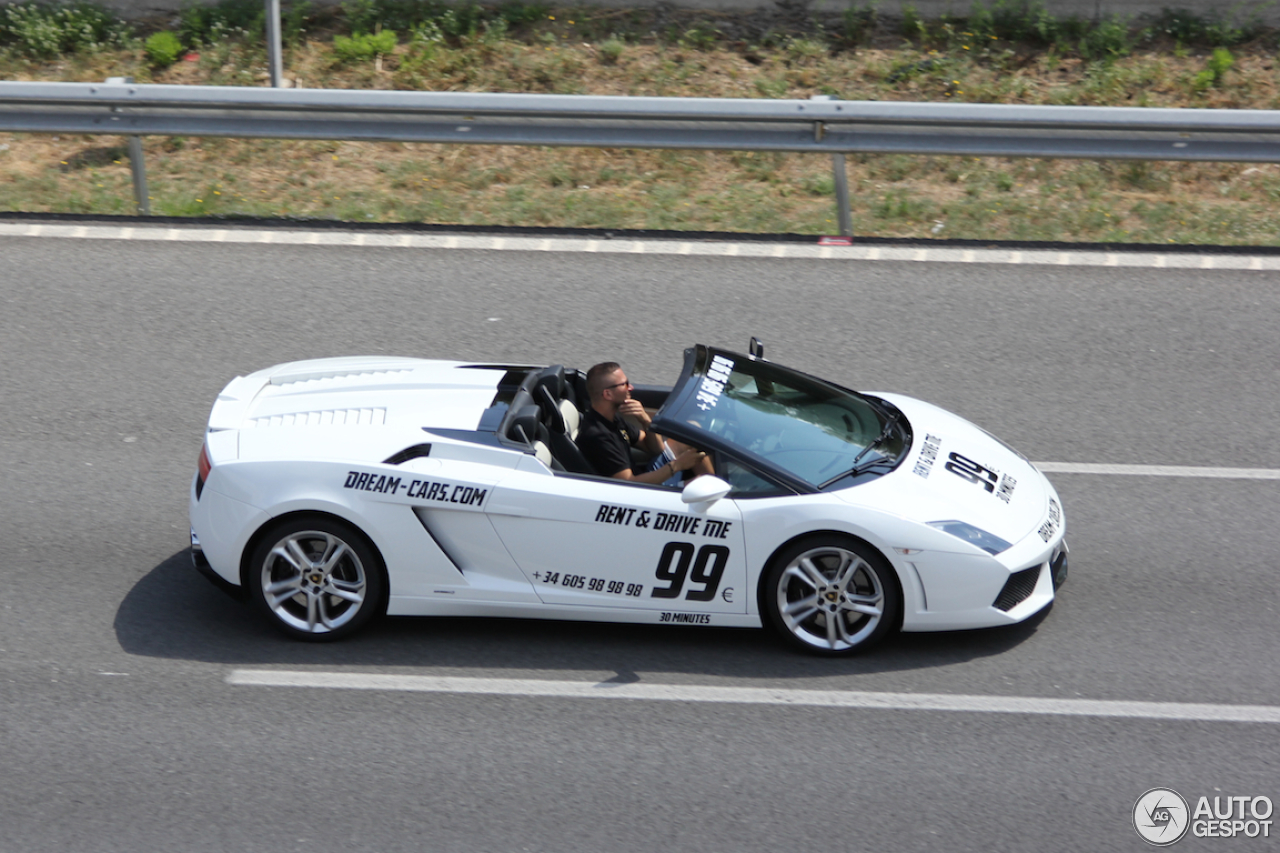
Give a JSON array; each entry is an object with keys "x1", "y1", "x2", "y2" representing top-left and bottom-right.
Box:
[{"x1": 387, "y1": 596, "x2": 763, "y2": 629}]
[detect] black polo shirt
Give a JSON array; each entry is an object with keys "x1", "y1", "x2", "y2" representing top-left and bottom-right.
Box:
[{"x1": 576, "y1": 408, "x2": 641, "y2": 477}]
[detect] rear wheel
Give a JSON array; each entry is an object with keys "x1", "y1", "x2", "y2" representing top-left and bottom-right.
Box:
[
  {"x1": 762, "y1": 536, "x2": 899, "y2": 655},
  {"x1": 248, "y1": 516, "x2": 385, "y2": 641}
]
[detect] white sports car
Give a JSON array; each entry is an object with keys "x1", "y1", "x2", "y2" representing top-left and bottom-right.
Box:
[{"x1": 190, "y1": 341, "x2": 1067, "y2": 655}]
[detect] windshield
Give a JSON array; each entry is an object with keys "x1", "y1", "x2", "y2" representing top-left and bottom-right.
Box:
[{"x1": 660, "y1": 348, "x2": 908, "y2": 490}]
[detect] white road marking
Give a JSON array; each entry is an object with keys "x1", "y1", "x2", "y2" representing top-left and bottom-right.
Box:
[
  {"x1": 1033, "y1": 462, "x2": 1280, "y2": 479},
  {"x1": 3, "y1": 221, "x2": 1280, "y2": 270},
  {"x1": 226, "y1": 670, "x2": 1280, "y2": 724}
]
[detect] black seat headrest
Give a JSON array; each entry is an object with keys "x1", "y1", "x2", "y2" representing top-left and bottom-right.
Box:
[
  {"x1": 535, "y1": 384, "x2": 566, "y2": 433},
  {"x1": 509, "y1": 404, "x2": 542, "y2": 445},
  {"x1": 533, "y1": 365, "x2": 566, "y2": 401}
]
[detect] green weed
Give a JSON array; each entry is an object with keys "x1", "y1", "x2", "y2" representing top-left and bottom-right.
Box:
[
  {"x1": 333, "y1": 29, "x2": 397, "y2": 63},
  {"x1": 1192, "y1": 47, "x2": 1235, "y2": 91},
  {"x1": 598, "y1": 36, "x2": 624, "y2": 65},
  {"x1": 676, "y1": 23, "x2": 720, "y2": 50},
  {"x1": 1151, "y1": 7, "x2": 1255, "y2": 47},
  {"x1": 0, "y1": 1, "x2": 129, "y2": 57},
  {"x1": 144, "y1": 30, "x2": 182, "y2": 66},
  {"x1": 178, "y1": 0, "x2": 265, "y2": 46},
  {"x1": 840, "y1": 4, "x2": 876, "y2": 46}
]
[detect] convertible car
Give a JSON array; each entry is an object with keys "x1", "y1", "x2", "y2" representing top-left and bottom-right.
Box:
[{"x1": 190, "y1": 341, "x2": 1067, "y2": 655}]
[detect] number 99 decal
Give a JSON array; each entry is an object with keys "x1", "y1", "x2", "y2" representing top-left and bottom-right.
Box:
[
  {"x1": 651, "y1": 542, "x2": 730, "y2": 601},
  {"x1": 945, "y1": 452, "x2": 998, "y2": 493}
]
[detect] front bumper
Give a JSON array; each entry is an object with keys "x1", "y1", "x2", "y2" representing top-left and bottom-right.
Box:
[{"x1": 994, "y1": 539, "x2": 1068, "y2": 612}]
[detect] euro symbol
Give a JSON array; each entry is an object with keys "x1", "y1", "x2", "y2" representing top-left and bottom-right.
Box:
[{"x1": 721, "y1": 587, "x2": 734, "y2": 602}]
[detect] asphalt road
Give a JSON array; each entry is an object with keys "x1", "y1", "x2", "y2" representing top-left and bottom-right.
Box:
[{"x1": 1, "y1": 228, "x2": 1278, "y2": 852}]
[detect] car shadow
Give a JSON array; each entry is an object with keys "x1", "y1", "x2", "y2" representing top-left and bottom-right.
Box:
[{"x1": 116, "y1": 550, "x2": 1054, "y2": 679}]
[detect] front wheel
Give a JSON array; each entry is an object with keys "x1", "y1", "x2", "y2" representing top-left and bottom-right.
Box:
[
  {"x1": 761, "y1": 536, "x2": 900, "y2": 655},
  {"x1": 248, "y1": 516, "x2": 386, "y2": 641}
]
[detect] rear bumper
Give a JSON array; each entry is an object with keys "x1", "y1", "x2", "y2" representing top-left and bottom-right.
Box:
[
  {"x1": 189, "y1": 471, "x2": 268, "y2": 598},
  {"x1": 190, "y1": 528, "x2": 247, "y2": 601}
]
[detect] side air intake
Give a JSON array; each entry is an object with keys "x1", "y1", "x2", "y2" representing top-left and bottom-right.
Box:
[{"x1": 993, "y1": 566, "x2": 1041, "y2": 612}]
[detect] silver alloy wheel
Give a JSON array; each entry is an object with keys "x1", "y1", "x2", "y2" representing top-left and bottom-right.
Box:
[
  {"x1": 259, "y1": 529, "x2": 368, "y2": 634},
  {"x1": 775, "y1": 545, "x2": 885, "y2": 652}
]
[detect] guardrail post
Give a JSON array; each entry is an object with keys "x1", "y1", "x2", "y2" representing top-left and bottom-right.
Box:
[
  {"x1": 830, "y1": 153, "x2": 853, "y2": 237},
  {"x1": 106, "y1": 77, "x2": 151, "y2": 215},
  {"x1": 126, "y1": 135, "x2": 151, "y2": 215},
  {"x1": 265, "y1": 0, "x2": 284, "y2": 87},
  {"x1": 812, "y1": 95, "x2": 853, "y2": 237}
]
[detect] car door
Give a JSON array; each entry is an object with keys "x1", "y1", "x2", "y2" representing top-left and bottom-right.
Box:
[{"x1": 486, "y1": 469, "x2": 748, "y2": 615}]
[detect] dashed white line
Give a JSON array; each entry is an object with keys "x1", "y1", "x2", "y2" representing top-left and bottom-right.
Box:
[
  {"x1": 2, "y1": 221, "x2": 1279, "y2": 270},
  {"x1": 226, "y1": 670, "x2": 1280, "y2": 724},
  {"x1": 1033, "y1": 462, "x2": 1280, "y2": 479}
]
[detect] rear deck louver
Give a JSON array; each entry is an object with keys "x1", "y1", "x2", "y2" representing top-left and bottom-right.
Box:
[{"x1": 248, "y1": 408, "x2": 387, "y2": 427}]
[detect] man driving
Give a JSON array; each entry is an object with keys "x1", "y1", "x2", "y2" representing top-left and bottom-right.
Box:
[{"x1": 576, "y1": 362, "x2": 711, "y2": 484}]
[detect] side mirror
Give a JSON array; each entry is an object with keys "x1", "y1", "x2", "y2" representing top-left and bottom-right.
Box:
[
  {"x1": 681, "y1": 475, "x2": 732, "y2": 505},
  {"x1": 749, "y1": 337, "x2": 765, "y2": 360}
]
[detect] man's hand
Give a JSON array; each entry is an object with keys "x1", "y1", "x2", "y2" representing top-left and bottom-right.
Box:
[
  {"x1": 671, "y1": 446, "x2": 706, "y2": 472},
  {"x1": 617, "y1": 398, "x2": 651, "y2": 427}
]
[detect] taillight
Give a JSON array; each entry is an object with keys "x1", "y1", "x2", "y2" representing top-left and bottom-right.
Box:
[{"x1": 196, "y1": 443, "x2": 212, "y2": 499}]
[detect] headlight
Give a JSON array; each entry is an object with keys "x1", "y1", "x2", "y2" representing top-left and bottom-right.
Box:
[{"x1": 927, "y1": 520, "x2": 1012, "y2": 555}]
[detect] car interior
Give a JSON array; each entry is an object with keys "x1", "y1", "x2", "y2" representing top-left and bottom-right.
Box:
[{"x1": 499, "y1": 364, "x2": 674, "y2": 477}]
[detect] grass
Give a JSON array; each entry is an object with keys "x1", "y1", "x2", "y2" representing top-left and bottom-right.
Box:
[{"x1": 1, "y1": 0, "x2": 1280, "y2": 244}]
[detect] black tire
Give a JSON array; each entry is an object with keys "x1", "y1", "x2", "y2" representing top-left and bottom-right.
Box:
[
  {"x1": 761, "y1": 535, "x2": 900, "y2": 655},
  {"x1": 247, "y1": 515, "x2": 386, "y2": 641}
]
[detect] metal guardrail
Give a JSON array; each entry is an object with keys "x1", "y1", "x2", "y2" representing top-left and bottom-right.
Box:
[{"x1": 3, "y1": 79, "x2": 1280, "y2": 232}]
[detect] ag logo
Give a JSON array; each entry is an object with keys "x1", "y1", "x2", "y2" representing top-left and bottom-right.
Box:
[{"x1": 1134, "y1": 788, "x2": 1190, "y2": 846}]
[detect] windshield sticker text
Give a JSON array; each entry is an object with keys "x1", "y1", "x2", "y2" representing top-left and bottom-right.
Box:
[
  {"x1": 695, "y1": 355, "x2": 735, "y2": 411},
  {"x1": 913, "y1": 434, "x2": 942, "y2": 478},
  {"x1": 594, "y1": 504, "x2": 732, "y2": 539}
]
